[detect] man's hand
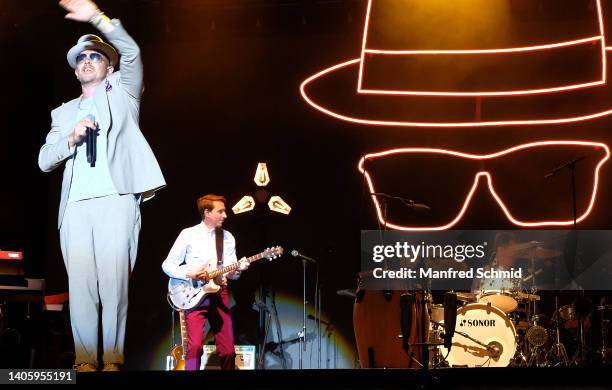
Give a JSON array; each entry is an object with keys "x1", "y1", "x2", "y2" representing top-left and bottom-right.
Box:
[
  {"x1": 59, "y1": 0, "x2": 100, "y2": 22},
  {"x1": 238, "y1": 257, "x2": 249, "y2": 271},
  {"x1": 185, "y1": 265, "x2": 208, "y2": 281},
  {"x1": 68, "y1": 117, "x2": 96, "y2": 147}
]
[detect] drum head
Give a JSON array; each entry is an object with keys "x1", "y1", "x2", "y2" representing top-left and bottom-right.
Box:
[
  {"x1": 478, "y1": 291, "x2": 518, "y2": 313},
  {"x1": 440, "y1": 303, "x2": 517, "y2": 367}
]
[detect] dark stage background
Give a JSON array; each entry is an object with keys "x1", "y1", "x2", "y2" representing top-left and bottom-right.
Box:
[{"x1": 1, "y1": 0, "x2": 611, "y2": 370}]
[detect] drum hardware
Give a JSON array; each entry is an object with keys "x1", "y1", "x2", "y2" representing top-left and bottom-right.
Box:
[
  {"x1": 510, "y1": 329, "x2": 531, "y2": 367},
  {"x1": 566, "y1": 294, "x2": 594, "y2": 366},
  {"x1": 547, "y1": 296, "x2": 570, "y2": 367},
  {"x1": 525, "y1": 314, "x2": 549, "y2": 367},
  {"x1": 596, "y1": 300, "x2": 612, "y2": 365},
  {"x1": 436, "y1": 321, "x2": 506, "y2": 361}
]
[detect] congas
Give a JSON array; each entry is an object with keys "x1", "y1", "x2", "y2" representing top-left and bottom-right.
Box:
[
  {"x1": 353, "y1": 290, "x2": 429, "y2": 368},
  {"x1": 430, "y1": 304, "x2": 445, "y2": 324},
  {"x1": 440, "y1": 303, "x2": 517, "y2": 367}
]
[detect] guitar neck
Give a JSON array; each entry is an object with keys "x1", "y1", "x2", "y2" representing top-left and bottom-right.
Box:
[
  {"x1": 179, "y1": 311, "x2": 187, "y2": 358},
  {"x1": 208, "y1": 252, "x2": 265, "y2": 279}
]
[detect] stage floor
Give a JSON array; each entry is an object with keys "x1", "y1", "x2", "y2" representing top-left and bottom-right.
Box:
[{"x1": 73, "y1": 367, "x2": 612, "y2": 389}]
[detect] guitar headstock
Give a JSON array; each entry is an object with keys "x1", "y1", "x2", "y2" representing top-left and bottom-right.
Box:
[{"x1": 263, "y1": 246, "x2": 283, "y2": 261}]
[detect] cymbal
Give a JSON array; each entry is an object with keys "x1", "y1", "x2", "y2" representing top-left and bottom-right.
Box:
[
  {"x1": 507, "y1": 241, "x2": 562, "y2": 259},
  {"x1": 455, "y1": 292, "x2": 477, "y2": 302},
  {"x1": 515, "y1": 291, "x2": 541, "y2": 301}
]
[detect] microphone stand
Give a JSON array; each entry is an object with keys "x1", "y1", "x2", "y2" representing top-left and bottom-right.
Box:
[
  {"x1": 373, "y1": 192, "x2": 433, "y2": 370},
  {"x1": 299, "y1": 256, "x2": 306, "y2": 369},
  {"x1": 546, "y1": 157, "x2": 587, "y2": 365},
  {"x1": 317, "y1": 285, "x2": 322, "y2": 369}
]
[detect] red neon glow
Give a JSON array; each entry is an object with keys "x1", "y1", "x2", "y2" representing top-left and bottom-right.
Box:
[
  {"x1": 363, "y1": 37, "x2": 601, "y2": 55},
  {"x1": 361, "y1": 35, "x2": 604, "y2": 96},
  {"x1": 300, "y1": 0, "x2": 612, "y2": 126},
  {"x1": 358, "y1": 141, "x2": 610, "y2": 231},
  {"x1": 357, "y1": 0, "x2": 607, "y2": 96},
  {"x1": 300, "y1": 60, "x2": 612, "y2": 127},
  {"x1": 595, "y1": 0, "x2": 607, "y2": 82}
]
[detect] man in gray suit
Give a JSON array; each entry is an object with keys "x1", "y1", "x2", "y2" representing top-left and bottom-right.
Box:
[{"x1": 39, "y1": 0, "x2": 165, "y2": 372}]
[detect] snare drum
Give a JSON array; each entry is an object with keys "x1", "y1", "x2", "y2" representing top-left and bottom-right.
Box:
[
  {"x1": 478, "y1": 290, "x2": 518, "y2": 313},
  {"x1": 440, "y1": 303, "x2": 517, "y2": 367}
]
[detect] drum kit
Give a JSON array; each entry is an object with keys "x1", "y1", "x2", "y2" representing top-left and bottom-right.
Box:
[
  {"x1": 352, "y1": 240, "x2": 612, "y2": 368},
  {"x1": 423, "y1": 243, "x2": 611, "y2": 368}
]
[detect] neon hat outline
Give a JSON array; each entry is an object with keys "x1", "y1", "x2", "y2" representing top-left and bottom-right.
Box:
[{"x1": 301, "y1": 0, "x2": 612, "y2": 127}]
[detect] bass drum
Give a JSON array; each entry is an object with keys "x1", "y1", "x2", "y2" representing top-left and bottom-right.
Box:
[
  {"x1": 353, "y1": 290, "x2": 429, "y2": 368},
  {"x1": 440, "y1": 303, "x2": 516, "y2": 367}
]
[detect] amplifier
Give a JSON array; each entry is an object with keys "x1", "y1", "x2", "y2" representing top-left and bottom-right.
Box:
[
  {"x1": 200, "y1": 345, "x2": 255, "y2": 370},
  {"x1": 0, "y1": 251, "x2": 24, "y2": 276}
]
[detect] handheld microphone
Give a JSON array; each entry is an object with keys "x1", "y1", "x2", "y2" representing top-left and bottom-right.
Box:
[{"x1": 85, "y1": 114, "x2": 97, "y2": 167}]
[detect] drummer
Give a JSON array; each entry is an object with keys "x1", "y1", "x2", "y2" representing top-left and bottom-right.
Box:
[{"x1": 471, "y1": 232, "x2": 525, "y2": 293}]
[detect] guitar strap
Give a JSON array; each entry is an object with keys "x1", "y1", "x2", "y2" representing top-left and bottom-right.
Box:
[{"x1": 215, "y1": 227, "x2": 224, "y2": 268}]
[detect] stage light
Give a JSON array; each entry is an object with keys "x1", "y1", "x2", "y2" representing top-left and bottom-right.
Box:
[
  {"x1": 268, "y1": 196, "x2": 292, "y2": 215},
  {"x1": 254, "y1": 162, "x2": 271, "y2": 187},
  {"x1": 232, "y1": 196, "x2": 256, "y2": 214},
  {"x1": 233, "y1": 163, "x2": 291, "y2": 215}
]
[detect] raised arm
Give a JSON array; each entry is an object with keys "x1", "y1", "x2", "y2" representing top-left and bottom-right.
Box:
[{"x1": 59, "y1": 0, "x2": 143, "y2": 98}]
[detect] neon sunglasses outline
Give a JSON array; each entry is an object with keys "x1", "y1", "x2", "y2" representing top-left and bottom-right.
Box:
[{"x1": 358, "y1": 140, "x2": 610, "y2": 231}]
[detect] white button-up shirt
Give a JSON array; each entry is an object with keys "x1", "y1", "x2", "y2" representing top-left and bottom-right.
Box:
[{"x1": 162, "y1": 222, "x2": 239, "y2": 282}]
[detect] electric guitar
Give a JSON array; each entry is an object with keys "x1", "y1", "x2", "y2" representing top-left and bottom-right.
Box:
[
  {"x1": 170, "y1": 310, "x2": 187, "y2": 371},
  {"x1": 167, "y1": 246, "x2": 283, "y2": 310}
]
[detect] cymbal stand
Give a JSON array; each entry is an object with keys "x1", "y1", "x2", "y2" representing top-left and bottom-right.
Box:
[
  {"x1": 600, "y1": 319, "x2": 611, "y2": 365},
  {"x1": 548, "y1": 296, "x2": 569, "y2": 366},
  {"x1": 512, "y1": 336, "x2": 528, "y2": 367},
  {"x1": 597, "y1": 301, "x2": 611, "y2": 366}
]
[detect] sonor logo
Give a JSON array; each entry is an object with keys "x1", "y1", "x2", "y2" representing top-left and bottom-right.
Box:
[{"x1": 459, "y1": 319, "x2": 496, "y2": 327}]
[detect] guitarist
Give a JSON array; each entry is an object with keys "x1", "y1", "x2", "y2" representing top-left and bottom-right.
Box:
[{"x1": 162, "y1": 194, "x2": 249, "y2": 370}]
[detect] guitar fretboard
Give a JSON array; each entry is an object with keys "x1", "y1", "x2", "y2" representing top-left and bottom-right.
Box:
[
  {"x1": 180, "y1": 311, "x2": 187, "y2": 359},
  {"x1": 208, "y1": 252, "x2": 267, "y2": 279}
]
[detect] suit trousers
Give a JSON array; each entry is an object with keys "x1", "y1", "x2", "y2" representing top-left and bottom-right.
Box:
[
  {"x1": 60, "y1": 193, "x2": 141, "y2": 365},
  {"x1": 185, "y1": 286, "x2": 236, "y2": 370}
]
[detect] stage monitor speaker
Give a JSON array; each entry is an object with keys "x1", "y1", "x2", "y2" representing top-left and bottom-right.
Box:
[{"x1": 200, "y1": 345, "x2": 255, "y2": 370}]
